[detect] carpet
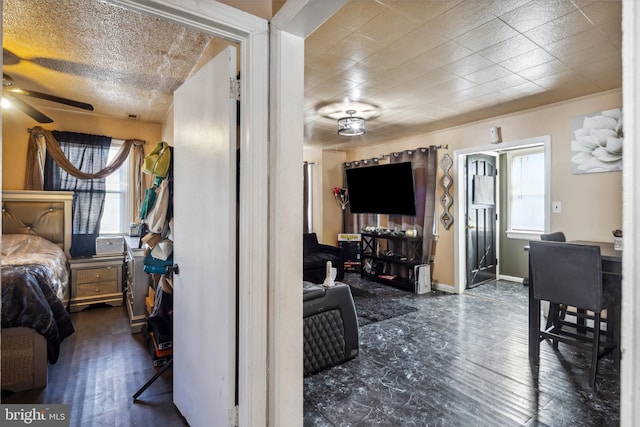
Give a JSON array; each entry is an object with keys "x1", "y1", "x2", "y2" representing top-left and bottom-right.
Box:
[{"x1": 349, "y1": 286, "x2": 418, "y2": 326}]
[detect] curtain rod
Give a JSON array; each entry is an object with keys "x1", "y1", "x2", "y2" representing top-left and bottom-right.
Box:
[{"x1": 27, "y1": 128, "x2": 146, "y2": 146}]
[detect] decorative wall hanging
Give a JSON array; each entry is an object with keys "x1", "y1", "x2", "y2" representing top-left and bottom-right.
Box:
[
  {"x1": 570, "y1": 107, "x2": 623, "y2": 174},
  {"x1": 332, "y1": 187, "x2": 349, "y2": 210},
  {"x1": 439, "y1": 153, "x2": 453, "y2": 230}
]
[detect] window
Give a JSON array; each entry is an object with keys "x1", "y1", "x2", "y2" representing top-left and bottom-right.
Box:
[
  {"x1": 100, "y1": 139, "x2": 132, "y2": 234},
  {"x1": 508, "y1": 147, "x2": 545, "y2": 235}
]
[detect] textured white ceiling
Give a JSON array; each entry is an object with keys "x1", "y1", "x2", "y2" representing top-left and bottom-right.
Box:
[
  {"x1": 305, "y1": 0, "x2": 622, "y2": 150},
  {"x1": 2, "y1": 0, "x2": 216, "y2": 123},
  {"x1": 2, "y1": 0, "x2": 622, "y2": 151}
]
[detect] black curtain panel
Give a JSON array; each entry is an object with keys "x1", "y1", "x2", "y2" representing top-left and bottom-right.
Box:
[{"x1": 44, "y1": 131, "x2": 112, "y2": 257}]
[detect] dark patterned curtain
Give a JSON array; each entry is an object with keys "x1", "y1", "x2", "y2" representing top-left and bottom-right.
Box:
[
  {"x1": 388, "y1": 147, "x2": 438, "y2": 264},
  {"x1": 343, "y1": 158, "x2": 380, "y2": 233},
  {"x1": 44, "y1": 131, "x2": 111, "y2": 257}
]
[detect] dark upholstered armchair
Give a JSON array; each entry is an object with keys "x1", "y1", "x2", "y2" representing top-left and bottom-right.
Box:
[
  {"x1": 303, "y1": 233, "x2": 344, "y2": 284},
  {"x1": 303, "y1": 282, "x2": 359, "y2": 376}
]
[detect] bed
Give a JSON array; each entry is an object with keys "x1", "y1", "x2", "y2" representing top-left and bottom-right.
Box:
[{"x1": 1, "y1": 190, "x2": 75, "y2": 392}]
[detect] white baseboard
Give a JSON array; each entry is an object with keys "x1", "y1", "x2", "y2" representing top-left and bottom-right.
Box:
[
  {"x1": 432, "y1": 282, "x2": 456, "y2": 294},
  {"x1": 498, "y1": 274, "x2": 525, "y2": 283}
]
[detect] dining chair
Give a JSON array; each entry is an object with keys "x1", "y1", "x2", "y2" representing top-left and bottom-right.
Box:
[
  {"x1": 523, "y1": 233, "x2": 565, "y2": 288},
  {"x1": 540, "y1": 231, "x2": 566, "y2": 242},
  {"x1": 538, "y1": 232, "x2": 567, "y2": 328},
  {"x1": 529, "y1": 240, "x2": 620, "y2": 389}
]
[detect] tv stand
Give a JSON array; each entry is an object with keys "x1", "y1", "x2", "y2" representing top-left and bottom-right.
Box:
[{"x1": 360, "y1": 232, "x2": 422, "y2": 292}]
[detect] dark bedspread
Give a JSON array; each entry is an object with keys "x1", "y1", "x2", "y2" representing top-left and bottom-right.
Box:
[{"x1": 1, "y1": 265, "x2": 75, "y2": 364}]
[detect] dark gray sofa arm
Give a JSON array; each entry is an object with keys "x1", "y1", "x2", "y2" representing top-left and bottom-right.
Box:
[
  {"x1": 315, "y1": 243, "x2": 342, "y2": 256},
  {"x1": 303, "y1": 283, "x2": 359, "y2": 376}
]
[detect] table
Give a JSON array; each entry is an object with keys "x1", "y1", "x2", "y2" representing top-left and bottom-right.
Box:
[{"x1": 526, "y1": 241, "x2": 622, "y2": 364}]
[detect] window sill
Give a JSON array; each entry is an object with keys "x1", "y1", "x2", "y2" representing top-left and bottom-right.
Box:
[{"x1": 506, "y1": 230, "x2": 542, "y2": 240}]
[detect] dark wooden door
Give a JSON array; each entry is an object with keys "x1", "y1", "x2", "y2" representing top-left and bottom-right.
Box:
[{"x1": 466, "y1": 153, "x2": 497, "y2": 288}]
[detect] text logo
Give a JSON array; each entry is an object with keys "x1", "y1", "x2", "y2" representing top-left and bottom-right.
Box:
[{"x1": 2, "y1": 405, "x2": 69, "y2": 426}]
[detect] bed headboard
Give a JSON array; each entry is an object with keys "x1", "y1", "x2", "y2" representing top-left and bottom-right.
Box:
[{"x1": 2, "y1": 190, "x2": 74, "y2": 257}]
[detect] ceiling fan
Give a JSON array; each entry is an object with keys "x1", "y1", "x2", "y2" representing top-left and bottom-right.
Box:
[{"x1": 2, "y1": 73, "x2": 94, "y2": 123}]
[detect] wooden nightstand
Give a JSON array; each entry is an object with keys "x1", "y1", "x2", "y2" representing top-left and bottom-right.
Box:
[
  {"x1": 69, "y1": 255, "x2": 124, "y2": 312},
  {"x1": 124, "y1": 237, "x2": 151, "y2": 333}
]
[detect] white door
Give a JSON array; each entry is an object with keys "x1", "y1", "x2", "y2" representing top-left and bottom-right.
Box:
[{"x1": 173, "y1": 46, "x2": 237, "y2": 426}]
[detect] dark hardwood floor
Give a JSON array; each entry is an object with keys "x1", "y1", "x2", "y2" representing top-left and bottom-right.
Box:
[
  {"x1": 1, "y1": 304, "x2": 187, "y2": 426},
  {"x1": 2, "y1": 275, "x2": 620, "y2": 426},
  {"x1": 305, "y1": 274, "x2": 620, "y2": 426}
]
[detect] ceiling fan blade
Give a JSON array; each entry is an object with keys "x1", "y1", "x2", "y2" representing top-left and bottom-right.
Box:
[
  {"x1": 4, "y1": 93, "x2": 54, "y2": 123},
  {"x1": 3, "y1": 49, "x2": 21, "y2": 66},
  {"x1": 7, "y1": 87, "x2": 94, "y2": 111}
]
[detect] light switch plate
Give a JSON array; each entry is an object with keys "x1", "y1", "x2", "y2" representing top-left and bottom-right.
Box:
[{"x1": 552, "y1": 201, "x2": 562, "y2": 213}]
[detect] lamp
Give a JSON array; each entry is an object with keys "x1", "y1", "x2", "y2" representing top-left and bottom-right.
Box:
[{"x1": 337, "y1": 110, "x2": 365, "y2": 136}]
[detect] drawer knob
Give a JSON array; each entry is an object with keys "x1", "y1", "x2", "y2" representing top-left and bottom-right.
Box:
[{"x1": 95, "y1": 287, "x2": 101, "y2": 292}]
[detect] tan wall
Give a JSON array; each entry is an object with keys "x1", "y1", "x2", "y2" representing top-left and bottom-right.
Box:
[
  {"x1": 320, "y1": 150, "x2": 346, "y2": 245},
  {"x1": 302, "y1": 148, "x2": 347, "y2": 245},
  {"x1": 338, "y1": 89, "x2": 622, "y2": 288},
  {"x1": 2, "y1": 108, "x2": 162, "y2": 191}
]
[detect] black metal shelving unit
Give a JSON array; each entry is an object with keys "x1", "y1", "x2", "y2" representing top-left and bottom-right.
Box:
[{"x1": 360, "y1": 232, "x2": 423, "y2": 292}]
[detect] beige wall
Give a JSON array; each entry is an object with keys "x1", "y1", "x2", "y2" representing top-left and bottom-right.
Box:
[
  {"x1": 2, "y1": 107, "x2": 162, "y2": 191},
  {"x1": 320, "y1": 150, "x2": 346, "y2": 245},
  {"x1": 302, "y1": 148, "x2": 346, "y2": 245},
  {"x1": 313, "y1": 89, "x2": 622, "y2": 288}
]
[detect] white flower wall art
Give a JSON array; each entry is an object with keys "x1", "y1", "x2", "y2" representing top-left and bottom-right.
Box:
[{"x1": 571, "y1": 108, "x2": 623, "y2": 174}]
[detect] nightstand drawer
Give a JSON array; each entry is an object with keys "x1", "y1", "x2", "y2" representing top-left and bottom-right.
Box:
[
  {"x1": 69, "y1": 255, "x2": 123, "y2": 312},
  {"x1": 77, "y1": 281, "x2": 118, "y2": 297},
  {"x1": 76, "y1": 267, "x2": 118, "y2": 284}
]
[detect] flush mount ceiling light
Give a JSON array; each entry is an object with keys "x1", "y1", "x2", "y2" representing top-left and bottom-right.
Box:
[{"x1": 337, "y1": 110, "x2": 365, "y2": 136}]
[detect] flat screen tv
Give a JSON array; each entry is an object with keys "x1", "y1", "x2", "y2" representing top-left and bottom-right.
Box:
[{"x1": 345, "y1": 162, "x2": 416, "y2": 215}]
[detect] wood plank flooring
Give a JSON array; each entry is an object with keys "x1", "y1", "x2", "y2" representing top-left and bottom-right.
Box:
[
  {"x1": 2, "y1": 275, "x2": 620, "y2": 426},
  {"x1": 304, "y1": 275, "x2": 620, "y2": 426},
  {"x1": 1, "y1": 304, "x2": 187, "y2": 426}
]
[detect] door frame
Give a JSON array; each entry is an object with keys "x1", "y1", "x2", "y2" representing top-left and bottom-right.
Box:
[
  {"x1": 454, "y1": 136, "x2": 551, "y2": 294},
  {"x1": 622, "y1": 0, "x2": 640, "y2": 423},
  {"x1": 105, "y1": 1, "x2": 343, "y2": 426},
  {"x1": 107, "y1": 0, "x2": 269, "y2": 424},
  {"x1": 268, "y1": 3, "x2": 346, "y2": 424}
]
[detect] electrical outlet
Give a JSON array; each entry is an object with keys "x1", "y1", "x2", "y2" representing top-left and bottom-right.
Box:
[{"x1": 552, "y1": 201, "x2": 562, "y2": 213}]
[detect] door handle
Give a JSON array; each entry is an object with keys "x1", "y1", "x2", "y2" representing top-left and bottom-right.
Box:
[
  {"x1": 167, "y1": 264, "x2": 180, "y2": 275},
  {"x1": 467, "y1": 216, "x2": 475, "y2": 229}
]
